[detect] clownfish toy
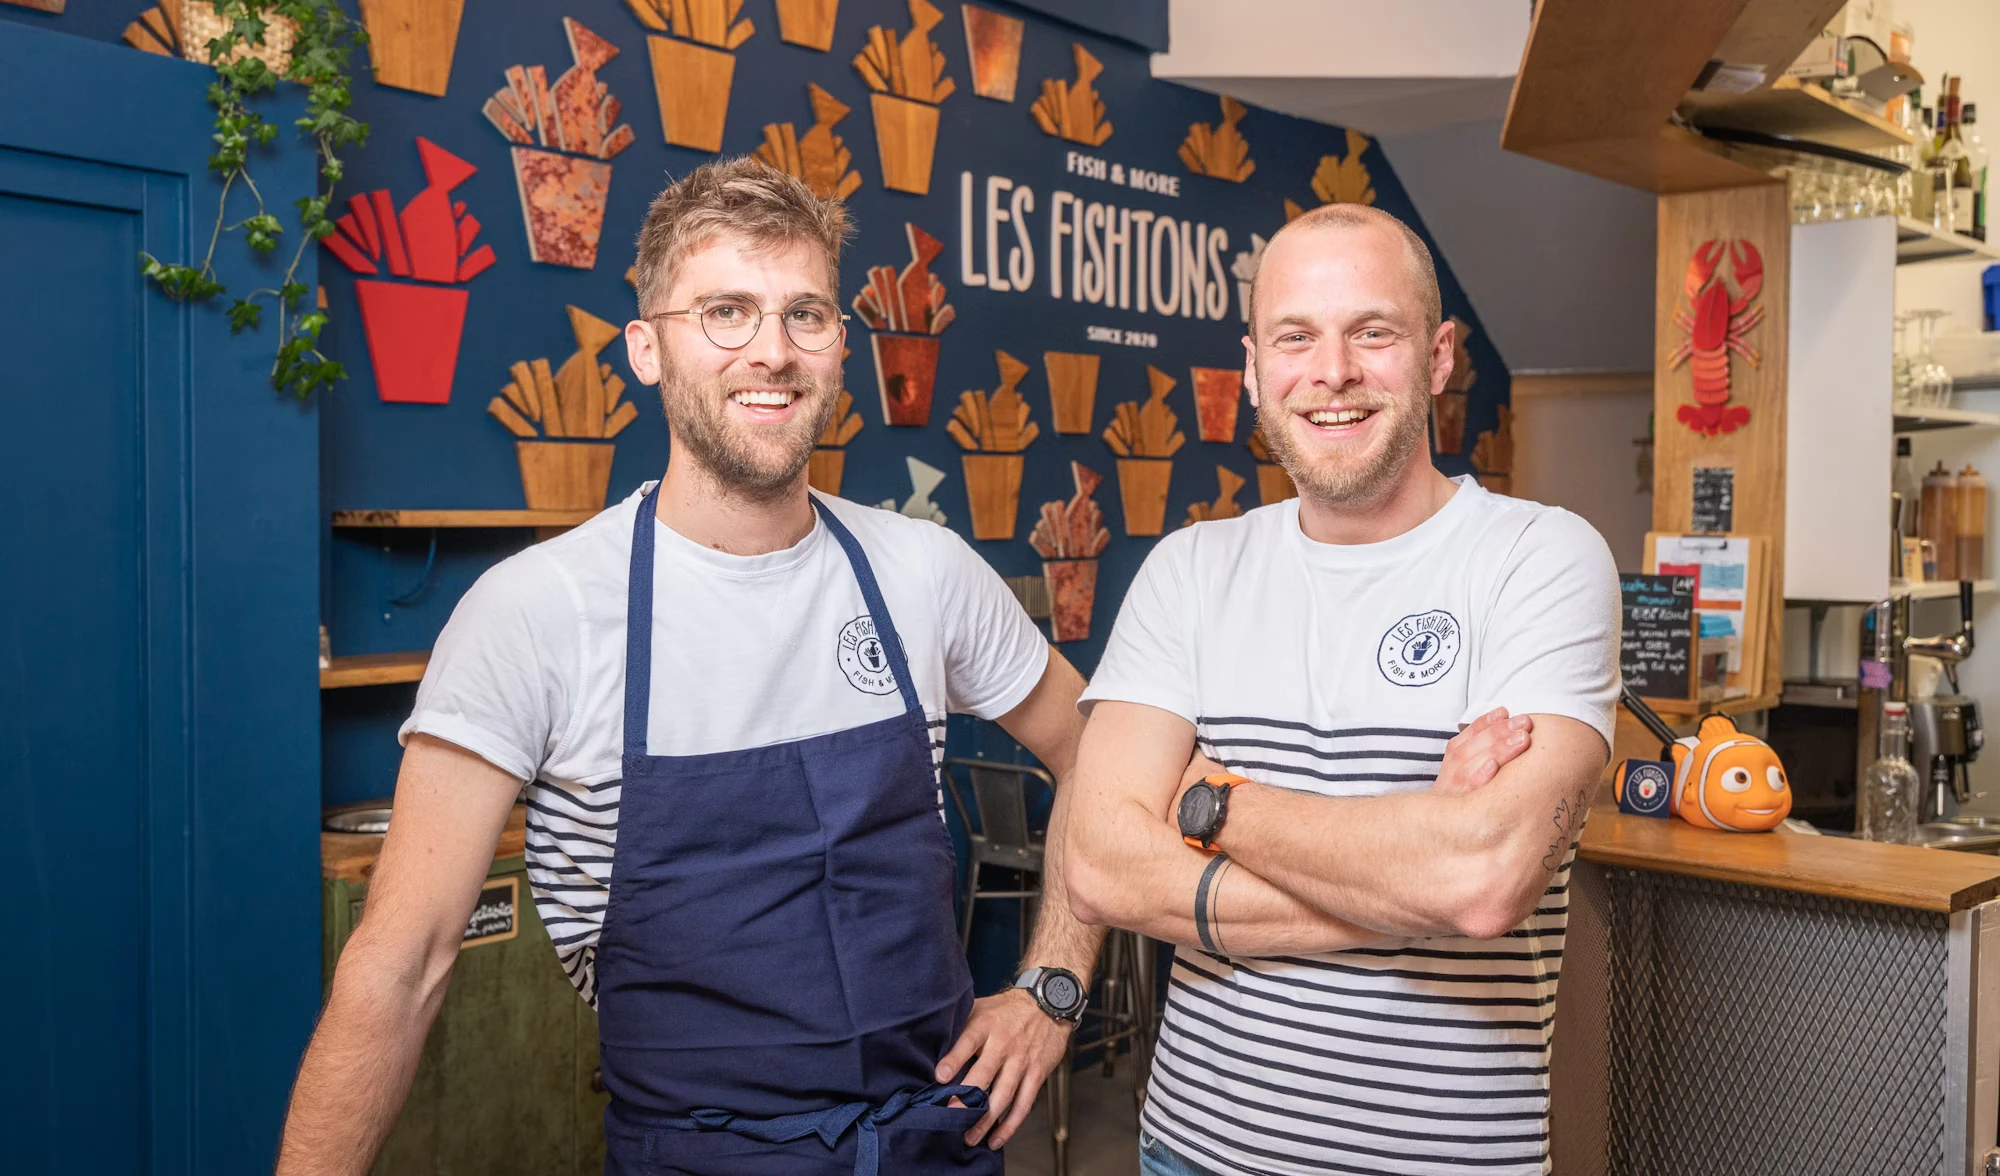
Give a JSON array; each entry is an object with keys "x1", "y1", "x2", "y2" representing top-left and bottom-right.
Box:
[
  {"x1": 1668, "y1": 714, "x2": 1791, "y2": 831},
  {"x1": 1613, "y1": 689, "x2": 1791, "y2": 832}
]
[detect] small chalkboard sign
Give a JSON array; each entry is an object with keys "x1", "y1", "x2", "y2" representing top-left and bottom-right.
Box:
[
  {"x1": 463, "y1": 876, "x2": 519, "y2": 947},
  {"x1": 1621, "y1": 573, "x2": 1696, "y2": 701},
  {"x1": 1691, "y1": 466, "x2": 1734, "y2": 533}
]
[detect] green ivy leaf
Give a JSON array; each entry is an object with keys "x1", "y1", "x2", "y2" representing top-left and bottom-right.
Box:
[{"x1": 227, "y1": 298, "x2": 264, "y2": 333}]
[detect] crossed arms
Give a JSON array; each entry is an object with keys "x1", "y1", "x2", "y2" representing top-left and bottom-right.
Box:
[{"x1": 1057, "y1": 702, "x2": 1609, "y2": 955}]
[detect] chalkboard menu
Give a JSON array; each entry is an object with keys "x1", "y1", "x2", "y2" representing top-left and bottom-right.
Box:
[
  {"x1": 1691, "y1": 466, "x2": 1735, "y2": 533},
  {"x1": 1621, "y1": 573, "x2": 1696, "y2": 700}
]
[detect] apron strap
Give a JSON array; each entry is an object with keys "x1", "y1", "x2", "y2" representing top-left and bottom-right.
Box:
[
  {"x1": 811, "y1": 496, "x2": 925, "y2": 719},
  {"x1": 624, "y1": 481, "x2": 664, "y2": 762},
  {"x1": 624, "y1": 486, "x2": 925, "y2": 759},
  {"x1": 626, "y1": 1083, "x2": 987, "y2": 1176}
]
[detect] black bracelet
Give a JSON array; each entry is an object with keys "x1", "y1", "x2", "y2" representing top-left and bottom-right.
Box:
[{"x1": 1194, "y1": 852, "x2": 1229, "y2": 954}]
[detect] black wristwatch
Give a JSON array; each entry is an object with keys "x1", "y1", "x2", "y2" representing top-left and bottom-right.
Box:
[
  {"x1": 1179, "y1": 773, "x2": 1248, "y2": 851},
  {"x1": 1013, "y1": 966, "x2": 1085, "y2": 1024}
]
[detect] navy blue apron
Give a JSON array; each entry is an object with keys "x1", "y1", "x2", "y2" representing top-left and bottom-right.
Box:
[{"x1": 596, "y1": 485, "x2": 1004, "y2": 1176}]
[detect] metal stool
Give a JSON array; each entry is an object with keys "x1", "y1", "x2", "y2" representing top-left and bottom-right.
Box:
[
  {"x1": 944, "y1": 757, "x2": 1050, "y2": 955},
  {"x1": 942, "y1": 758, "x2": 1156, "y2": 1175}
]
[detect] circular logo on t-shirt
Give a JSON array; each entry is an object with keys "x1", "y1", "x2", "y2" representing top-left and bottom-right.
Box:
[
  {"x1": 1623, "y1": 762, "x2": 1672, "y2": 817},
  {"x1": 837, "y1": 615, "x2": 898, "y2": 695},
  {"x1": 1376, "y1": 610, "x2": 1462, "y2": 687}
]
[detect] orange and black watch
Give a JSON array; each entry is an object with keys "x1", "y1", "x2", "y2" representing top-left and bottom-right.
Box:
[{"x1": 1179, "y1": 773, "x2": 1250, "y2": 851}]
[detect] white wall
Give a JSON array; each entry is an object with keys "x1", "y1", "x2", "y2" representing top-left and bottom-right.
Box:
[
  {"x1": 1512, "y1": 386, "x2": 1655, "y2": 571},
  {"x1": 1379, "y1": 120, "x2": 1658, "y2": 372}
]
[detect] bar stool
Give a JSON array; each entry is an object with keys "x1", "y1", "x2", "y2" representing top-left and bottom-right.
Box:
[{"x1": 942, "y1": 758, "x2": 1157, "y2": 1176}]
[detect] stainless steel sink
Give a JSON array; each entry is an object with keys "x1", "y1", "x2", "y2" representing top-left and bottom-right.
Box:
[{"x1": 1913, "y1": 822, "x2": 2000, "y2": 854}]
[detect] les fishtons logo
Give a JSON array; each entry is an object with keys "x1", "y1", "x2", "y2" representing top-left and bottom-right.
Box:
[
  {"x1": 837, "y1": 615, "x2": 898, "y2": 695},
  {"x1": 1376, "y1": 610, "x2": 1462, "y2": 687}
]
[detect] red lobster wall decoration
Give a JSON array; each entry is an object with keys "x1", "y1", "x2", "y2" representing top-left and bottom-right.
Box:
[{"x1": 1668, "y1": 238, "x2": 1763, "y2": 436}]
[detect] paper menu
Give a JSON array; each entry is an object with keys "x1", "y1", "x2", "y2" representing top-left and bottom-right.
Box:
[{"x1": 1645, "y1": 533, "x2": 1769, "y2": 699}]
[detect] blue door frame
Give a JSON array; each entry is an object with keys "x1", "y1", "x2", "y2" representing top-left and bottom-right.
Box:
[{"x1": 0, "y1": 22, "x2": 320, "y2": 1175}]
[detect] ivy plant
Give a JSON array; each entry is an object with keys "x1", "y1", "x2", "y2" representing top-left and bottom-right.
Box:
[{"x1": 139, "y1": 1, "x2": 369, "y2": 400}]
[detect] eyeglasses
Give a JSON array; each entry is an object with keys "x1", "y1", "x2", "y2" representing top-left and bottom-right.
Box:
[{"x1": 649, "y1": 294, "x2": 849, "y2": 353}]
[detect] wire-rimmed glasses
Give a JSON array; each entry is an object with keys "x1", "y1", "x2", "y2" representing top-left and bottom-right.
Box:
[{"x1": 650, "y1": 294, "x2": 849, "y2": 352}]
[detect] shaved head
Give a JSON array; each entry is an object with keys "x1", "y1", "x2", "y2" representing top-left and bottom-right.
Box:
[{"x1": 1249, "y1": 204, "x2": 1441, "y2": 339}]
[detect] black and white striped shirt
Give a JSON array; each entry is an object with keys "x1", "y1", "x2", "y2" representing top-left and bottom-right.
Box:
[
  {"x1": 1081, "y1": 481, "x2": 1619, "y2": 1175},
  {"x1": 400, "y1": 487, "x2": 1048, "y2": 1008}
]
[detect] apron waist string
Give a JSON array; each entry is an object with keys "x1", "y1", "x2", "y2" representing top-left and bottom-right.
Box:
[{"x1": 617, "y1": 1082, "x2": 988, "y2": 1176}]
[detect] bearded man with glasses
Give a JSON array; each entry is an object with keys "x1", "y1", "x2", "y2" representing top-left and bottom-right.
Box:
[{"x1": 276, "y1": 157, "x2": 1104, "y2": 1175}]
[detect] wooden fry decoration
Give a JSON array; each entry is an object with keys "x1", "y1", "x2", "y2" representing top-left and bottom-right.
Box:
[
  {"x1": 948, "y1": 351, "x2": 1038, "y2": 453},
  {"x1": 1103, "y1": 366, "x2": 1184, "y2": 536},
  {"x1": 1031, "y1": 462, "x2": 1111, "y2": 642},
  {"x1": 1310, "y1": 128, "x2": 1377, "y2": 206},
  {"x1": 756, "y1": 83, "x2": 863, "y2": 200},
  {"x1": 487, "y1": 20, "x2": 634, "y2": 270},
  {"x1": 1184, "y1": 466, "x2": 1247, "y2": 526},
  {"x1": 952, "y1": 351, "x2": 1038, "y2": 540},
  {"x1": 626, "y1": 0, "x2": 754, "y2": 153},
  {"x1": 1247, "y1": 427, "x2": 1297, "y2": 505},
  {"x1": 488, "y1": 306, "x2": 630, "y2": 511},
  {"x1": 1471, "y1": 404, "x2": 1514, "y2": 495},
  {"x1": 1030, "y1": 43, "x2": 1112, "y2": 146},
  {"x1": 1179, "y1": 95, "x2": 1255, "y2": 182},
  {"x1": 775, "y1": 0, "x2": 838, "y2": 51},
  {"x1": 1101, "y1": 366, "x2": 1186, "y2": 458},
  {"x1": 853, "y1": 0, "x2": 954, "y2": 194},
  {"x1": 851, "y1": 225, "x2": 953, "y2": 334},
  {"x1": 961, "y1": 4, "x2": 1024, "y2": 102},
  {"x1": 808, "y1": 390, "x2": 864, "y2": 495}
]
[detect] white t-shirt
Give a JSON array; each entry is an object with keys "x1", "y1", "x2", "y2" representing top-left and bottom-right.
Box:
[
  {"x1": 1080, "y1": 477, "x2": 1619, "y2": 1176},
  {"x1": 401, "y1": 484, "x2": 1049, "y2": 1005}
]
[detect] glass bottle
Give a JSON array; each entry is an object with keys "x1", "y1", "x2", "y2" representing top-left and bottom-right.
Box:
[
  {"x1": 1957, "y1": 464, "x2": 1987, "y2": 581},
  {"x1": 1915, "y1": 106, "x2": 1940, "y2": 224},
  {"x1": 1965, "y1": 103, "x2": 1988, "y2": 241},
  {"x1": 1923, "y1": 459, "x2": 1960, "y2": 580},
  {"x1": 1860, "y1": 702, "x2": 1921, "y2": 844},
  {"x1": 1942, "y1": 78, "x2": 1977, "y2": 235},
  {"x1": 1894, "y1": 436, "x2": 1922, "y2": 549}
]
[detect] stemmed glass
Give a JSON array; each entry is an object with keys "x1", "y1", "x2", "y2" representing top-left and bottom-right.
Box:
[
  {"x1": 1913, "y1": 309, "x2": 1955, "y2": 409},
  {"x1": 1894, "y1": 312, "x2": 1917, "y2": 410}
]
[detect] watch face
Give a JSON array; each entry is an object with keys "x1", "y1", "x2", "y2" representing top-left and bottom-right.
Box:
[
  {"x1": 1043, "y1": 972, "x2": 1082, "y2": 1013},
  {"x1": 1178, "y1": 787, "x2": 1219, "y2": 838}
]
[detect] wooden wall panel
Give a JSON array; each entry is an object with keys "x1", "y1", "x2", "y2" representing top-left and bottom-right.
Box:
[{"x1": 1653, "y1": 182, "x2": 1790, "y2": 700}]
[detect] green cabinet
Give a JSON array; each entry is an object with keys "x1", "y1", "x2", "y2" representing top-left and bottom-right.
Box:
[{"x1": 323, "y1": 854, "x2": 608, "y2": 1175}]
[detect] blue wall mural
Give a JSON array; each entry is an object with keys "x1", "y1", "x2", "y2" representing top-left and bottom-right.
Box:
[{"x1": 2, "y1": 2, "x2": 1510, "y2": 817}]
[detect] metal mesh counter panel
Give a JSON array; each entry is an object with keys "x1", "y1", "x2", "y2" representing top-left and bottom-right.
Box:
[{"x1": 1606, "y1": 868, "x2": 1950, "y2": 1174}]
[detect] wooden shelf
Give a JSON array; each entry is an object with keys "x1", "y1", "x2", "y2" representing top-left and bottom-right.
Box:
[
  {"x1": 1896, "y1": 217, "x2": 2000, "y2": 265},
  {"x1": 1893, "y1": 579, "x2": 1997, "y2": 601},
  {"x1": 321, "y1": 651, "x2": 429, "y2": 689},
  {"x1": 332, "y1": 509, "x2": 599, "y2": 529},
  {"x1": 1684, "y1": 77, "x2": 1913, "y2": 151},
  {"x1": 1501, "y1": 0, "x2": 1832, "y2": 194},
  {"x1": 1894, "y1": 406, "x2": 2000, "y2": 433}
]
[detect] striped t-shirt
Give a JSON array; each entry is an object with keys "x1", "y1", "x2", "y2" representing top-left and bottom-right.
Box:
[
  {"x1": 1081, "y1": 479, "x2": 1619, "y2": 1176},
  {"x1": 400, "y1": 486, "x2": 1049, "y2": 1007}
]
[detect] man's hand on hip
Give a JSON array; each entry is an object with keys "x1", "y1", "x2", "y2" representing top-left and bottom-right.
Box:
[{"x1": 935, "y1": 988, "x2": 1072, "y2": 1149}]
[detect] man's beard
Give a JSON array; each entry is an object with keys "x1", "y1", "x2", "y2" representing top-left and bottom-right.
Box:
[
  {"x1": 657, "y1": 344, "x2": 839, "y2": 502},
  {"x1": 1256, "y1": 358, "x2": 1433, "y2": 507}
]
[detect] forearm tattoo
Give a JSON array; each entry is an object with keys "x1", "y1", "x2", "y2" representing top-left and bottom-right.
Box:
[
  {"x1": 1540, "y1": 784, "x2": 1594, "y2": 871},
  {"x1": 1194, "y1": 853, "x2": 1233, "y2": 955}
]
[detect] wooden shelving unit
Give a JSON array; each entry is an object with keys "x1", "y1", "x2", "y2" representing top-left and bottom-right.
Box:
[
  {"x1": 1896, "y1": 217, "x2": 2000, "y2": 265},
  {"x1": 1684, "y1": 77, "x2": 1913, "y2": 152},
  {"x1": 1894, "y1": 406, "x2": 2000, "y2": 433},
  {"x1": 321, "y1": 651, "x2": 429, "y2": 689},
  {"x1": 1894, "y1": 579, "x2": 1998, "y2": 601},
  {"x1": 331, "y1": 508, "x2": 599, "y2": 529}
]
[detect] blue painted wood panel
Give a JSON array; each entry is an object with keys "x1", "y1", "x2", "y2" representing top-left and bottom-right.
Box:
[{"x1": 0, "y1": 22, "x2": 321, "y2": 1175}]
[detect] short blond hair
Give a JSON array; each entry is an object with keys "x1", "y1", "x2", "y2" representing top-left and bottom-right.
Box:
[
  {"x1": 1251, "y1": 203, "x2": 1441, "y2": 338},
  {"x1": 632, "y1": 156, "x2": 852, "y2": 316}
]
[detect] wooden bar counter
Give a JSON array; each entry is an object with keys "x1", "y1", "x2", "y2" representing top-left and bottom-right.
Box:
[{"x1": 1554, "y1": 809, "x2": 2000, "y2": 1175}]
